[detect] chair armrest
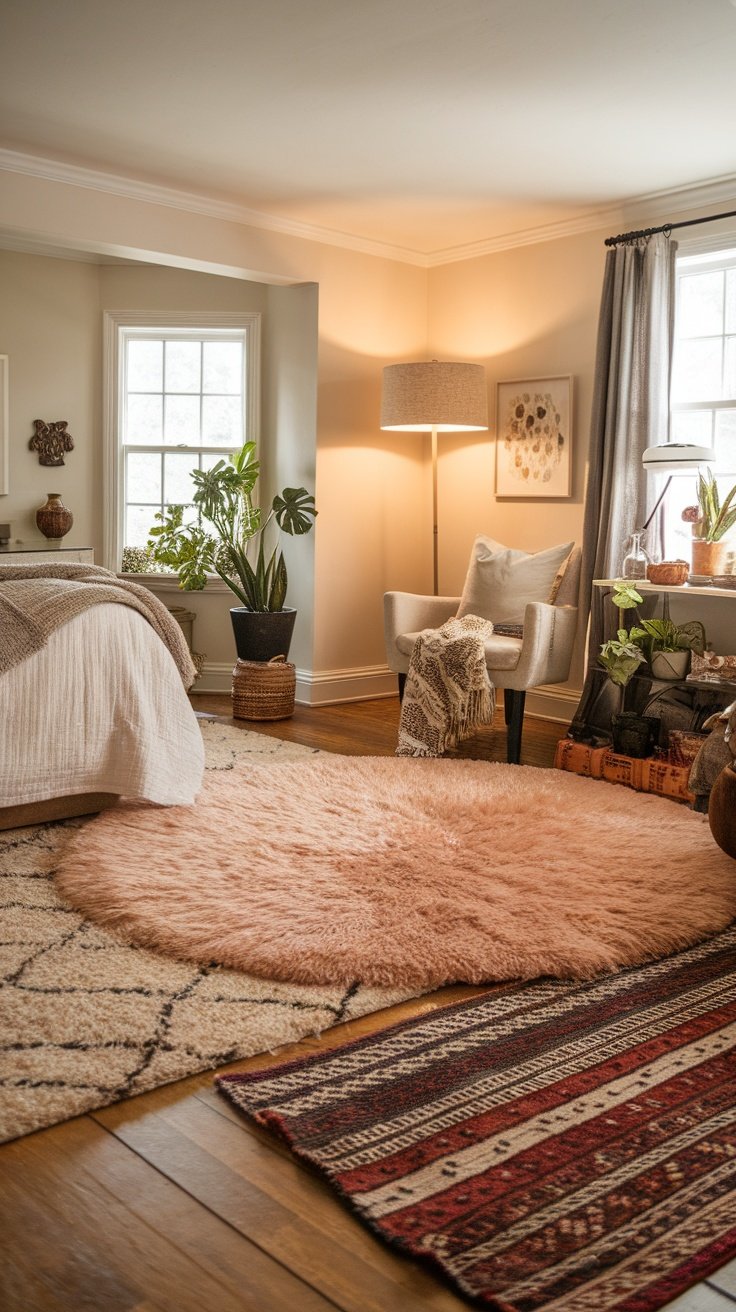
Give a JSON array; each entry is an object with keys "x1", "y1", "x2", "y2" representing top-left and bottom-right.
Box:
[
  {"x1": 384, "y1": 591, "x2": 459, "y2": 673},
  {"x1": 497, "y1": 603, "x2": 578, "y2": 690}
]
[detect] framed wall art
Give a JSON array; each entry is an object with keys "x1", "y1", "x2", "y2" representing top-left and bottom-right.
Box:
[{"x1": 495, "y1": 375, "x2": 572, "y2": 498}]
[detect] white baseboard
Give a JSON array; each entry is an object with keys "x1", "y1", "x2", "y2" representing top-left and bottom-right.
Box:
[
  {"x1": 296, "y1": 665, "x2": 397, "y2": 705},
  {"x1": 195, "y1": 660, "x2": 580, "y2": 723},
  {"x1": 194, "y1": 662, "x2": 236, "y2": 694},
  {"x1": 524, "y1": 684, "x2": 581, "y2": 724}
]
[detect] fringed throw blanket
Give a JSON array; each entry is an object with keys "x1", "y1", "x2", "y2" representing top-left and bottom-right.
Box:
[
  {"x1": 397, "y1": 614, "x2": 496, "y2": 757},
  {"x1": 0, "y1": 562, "x2": 196, "y2": 687}
]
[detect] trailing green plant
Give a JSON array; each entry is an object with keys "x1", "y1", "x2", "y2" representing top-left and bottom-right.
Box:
[
  {"x1": 599, "y1": 629, "x2": 647, "y2": 688},
  {"x1": 599, "y1": 581, "x2": 647, "y2": 689},
  {"x1": 147, "y1": 441, "x2": 316, "y2": 611},
  {"x1": 693, "y1": 469, "x2": 736, "y2": 542}
]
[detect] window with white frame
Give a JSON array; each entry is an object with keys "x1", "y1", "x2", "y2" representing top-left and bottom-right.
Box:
[
  {"x1": 666, "y1": 247, "x2": 736, "y2": 558},
  {"x1": 104, "y1": 312, "x2": 260, "y2": 570}
]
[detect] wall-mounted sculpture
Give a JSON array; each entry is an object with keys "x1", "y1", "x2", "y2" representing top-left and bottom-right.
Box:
[{"x1": 29, "y1": 419, "x2": 74, "y2": 467}]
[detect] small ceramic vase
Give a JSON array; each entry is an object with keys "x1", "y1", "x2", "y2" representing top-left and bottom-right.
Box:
[{"x1": 36, "y1": 493, "x2": 73, "y2": 539}]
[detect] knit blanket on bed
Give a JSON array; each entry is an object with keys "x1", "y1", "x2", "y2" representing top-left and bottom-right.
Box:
[
  {"x1": 396, "y1": 614, "x2": 496, "y2": 757},
  {"x1": 0, "y1": 563, "x2": 196, "y2": 687}
]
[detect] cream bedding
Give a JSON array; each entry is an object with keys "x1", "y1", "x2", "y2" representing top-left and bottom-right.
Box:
[{"x1": 0, "y1": 604, "x2": 205, "y2": 807}]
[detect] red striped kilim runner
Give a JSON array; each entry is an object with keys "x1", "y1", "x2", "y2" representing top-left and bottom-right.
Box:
[{"x1": 217, "y1": 925, "x2": 736, "y2": 1311}]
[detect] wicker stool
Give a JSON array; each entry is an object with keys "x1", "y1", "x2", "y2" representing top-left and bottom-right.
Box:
[{"x1": 231, "y1": 655, "x2": 296, "y2": 721}]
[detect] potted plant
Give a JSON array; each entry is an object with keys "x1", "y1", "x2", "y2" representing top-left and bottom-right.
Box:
[
  {"x1": 634, "y1": 616, "x2": 705, "y2": 681},
  {"x1": 597, "y1": 582, "x2": 660, "y2": 757},
  {"x1": 685, "y1": 470, "x2": 736, "y2": 577},
  {"x1": 147, "y1": 441, "x2": 316, "y2": 661}
]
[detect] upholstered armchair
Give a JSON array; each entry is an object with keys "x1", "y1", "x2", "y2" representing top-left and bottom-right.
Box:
[{"x1": 384, "y1": 543, "x2": 582, "y2": 764}]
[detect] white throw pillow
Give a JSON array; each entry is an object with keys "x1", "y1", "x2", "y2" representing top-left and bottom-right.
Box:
[{"x1": 457, "y1": 537, "x2": 574, "y2": 625}]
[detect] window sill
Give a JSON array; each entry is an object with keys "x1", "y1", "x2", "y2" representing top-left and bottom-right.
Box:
[{"x1": 117, "y1": 571, "x2": 232, "y2": 594}]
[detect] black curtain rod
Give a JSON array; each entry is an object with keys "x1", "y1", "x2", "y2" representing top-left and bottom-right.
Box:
[{"x1": 605, "y1": 207, "x2": 736, "y2": 247}]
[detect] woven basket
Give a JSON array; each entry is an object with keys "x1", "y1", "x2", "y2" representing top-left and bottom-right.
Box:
[{"x1": 231, "y1": 655, "x2": 296, "y2": 721}]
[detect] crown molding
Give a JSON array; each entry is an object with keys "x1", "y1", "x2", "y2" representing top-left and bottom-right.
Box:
[
  {"x1": 0, "y1": 148, "x2": 427, "y2": 267},
  {"x1": 1, "y1": 147, "x2": 736, "y2": 268}
]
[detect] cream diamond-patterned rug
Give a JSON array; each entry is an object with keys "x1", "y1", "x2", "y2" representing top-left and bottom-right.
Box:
[{"x1": 0, "y1": 722, "x2": 417, "y2": 1142}]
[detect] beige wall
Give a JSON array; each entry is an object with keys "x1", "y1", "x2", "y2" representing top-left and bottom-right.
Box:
[{"x1": 0, "y1": 251, "x2": 100, "y2": 546}]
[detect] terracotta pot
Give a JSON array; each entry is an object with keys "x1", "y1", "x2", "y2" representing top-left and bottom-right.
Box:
[
  {"x1": 691, "y1": 539, "x2": 727, "y2": 577},
  {"x1": 36, "y1": 493, "x2": 73, "y2": 539}
]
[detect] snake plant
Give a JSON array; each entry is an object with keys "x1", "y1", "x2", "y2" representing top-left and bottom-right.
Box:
[{"x1": 695, "y1": 469, "x2": 736, "y2": 542}]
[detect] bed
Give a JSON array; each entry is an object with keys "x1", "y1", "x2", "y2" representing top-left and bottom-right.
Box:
[{"x1": 0, "y1": 599, "x2": 205, "y2": 829}]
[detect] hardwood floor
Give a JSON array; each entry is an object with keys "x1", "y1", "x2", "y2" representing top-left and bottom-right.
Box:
[{"x1": 2, "y1": 697, "x2": 734, "y2": 1312}]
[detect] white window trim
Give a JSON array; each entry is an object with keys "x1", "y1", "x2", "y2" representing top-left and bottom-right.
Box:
[{"x1": 102, "y1": 310, "x2": 261, "y2": 573}]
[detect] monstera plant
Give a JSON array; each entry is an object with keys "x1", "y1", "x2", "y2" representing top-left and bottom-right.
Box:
[{"x1": 148, "y1": 440, "x2": 316, "y2": 660}]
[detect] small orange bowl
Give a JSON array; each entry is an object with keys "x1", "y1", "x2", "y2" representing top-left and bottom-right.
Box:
[{"x1": 646, "y1": 560, "x2": 689, "y2": 585}]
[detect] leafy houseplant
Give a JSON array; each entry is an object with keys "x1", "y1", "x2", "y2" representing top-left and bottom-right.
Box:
[
  {"x1": 635, "y1": 616, "x2": 705, "y2": 681},
  {"x1": 598, "y1": 583, "x2": 653, "y2": 757},
  {"x1": 147, "y1": 441, "x2": 316, "y2": 660}
]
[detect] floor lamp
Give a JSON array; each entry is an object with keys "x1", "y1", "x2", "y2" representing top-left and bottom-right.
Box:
[{"x1": 380, "y1": 359, "x2": 488, "y2": 594}]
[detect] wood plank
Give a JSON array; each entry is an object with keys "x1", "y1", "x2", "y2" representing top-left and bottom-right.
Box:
[
  {"x1": 707, "y1": 1256, "x2": 736, "y2": 1296},
  {"x1": 190, "y1": 693, "x2": 564, "y2": 768},
  {"x1": 662, "y1": 1285, "x2": 736, "y2": 1312},
  {"x1": 0, "y1": 1116, "x2": 334, "y2": 1312},
  {"x1": 94, "y1": 1089, "x2": 469, "y2": 1312}
]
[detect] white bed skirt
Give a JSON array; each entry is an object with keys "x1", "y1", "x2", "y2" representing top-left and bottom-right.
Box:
[{"x1": 0, "y1": 605, "x2": 205, "y2": 807}]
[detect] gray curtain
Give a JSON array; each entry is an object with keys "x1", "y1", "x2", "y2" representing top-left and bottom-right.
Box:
[{"x1": 572, "y1": 231, "x2": 677, "y2": 735}]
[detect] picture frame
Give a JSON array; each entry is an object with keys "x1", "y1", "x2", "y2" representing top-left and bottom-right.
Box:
[
  {"x1": 495, "y1": 375, "x2": 572, "y2": 498},
  {"x1": 0, "y1": 356, "x2": 8, "y2": 496}
]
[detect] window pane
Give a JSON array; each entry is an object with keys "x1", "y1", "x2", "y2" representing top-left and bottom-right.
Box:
[
  {"x1": 165, "y1": 341, "x2": 201, "y2": 393},
  {"x1": 126, "y1": 452, "x2": 161, "y2": 503},
  {"x1": 164, "y1": 394, "x2": 200, "y2": 445},
  {"x1": 670, "y1": 410, "x2": 713, "y2": 444},
  {"x1": 715, "y1": 409, "x2": 736, "y2": 469},
  {"x1": 201, "y1": 449, "x2": 228, "y2": 472},
  {"x1": 164, "y1": 453, "x2": 198, "y2": 504},
  {"x1": 677, "y1": 271, "x2": 724, "y2": 337},
  {"x1": 726, "y1": 269, "x2": 736, "y2": 334},
  {"x1": 203, "y1": 342, "x2": 243, "y2": 394},
  {"x1": 202, "y1": 395, "x2": 242, "y2": 446},
  {"x1": 724, "y1": 337, "x2": 736, "y2": 398},
  {"x1": 126, "y1": 394, "x2": 163, "y2": 443},
  {"x1": 671, "y1": 338, "x2": 723, "y2": 402},
  {"x1": 126, "y1": 504, "x2": 159, "y2": 547},
  {"x1": 127, "y1": 340, "x2": 163, "y2": 392}
]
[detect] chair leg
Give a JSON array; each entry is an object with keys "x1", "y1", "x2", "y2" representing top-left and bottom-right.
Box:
[
  {"x1": 505, "y1": 690, "x2": 526, "y2": 765},
  {"x1": 398, "y1": 672, "x2": 406, "y2": 702}
]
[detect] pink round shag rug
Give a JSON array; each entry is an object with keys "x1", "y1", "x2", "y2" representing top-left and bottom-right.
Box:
[{"x1": 55, "y1": 757, "x2": 736, "y2": 989}]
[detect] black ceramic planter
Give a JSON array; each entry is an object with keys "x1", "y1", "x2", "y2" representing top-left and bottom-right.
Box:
[
  {"x1": 230, "y1": 607, "x2": 297, "y2": 662},
  {"x1": 611, "y1": 711, "x2": 658, "y2": 759}
]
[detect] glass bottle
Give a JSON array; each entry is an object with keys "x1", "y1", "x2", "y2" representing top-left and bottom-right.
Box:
[{"x1": 621, "y1": 531, "x2": 650, "y2": 580}]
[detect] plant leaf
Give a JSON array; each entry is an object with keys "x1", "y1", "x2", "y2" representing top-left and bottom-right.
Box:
[{"x1": 273, "y1": 487, "x2": 317, "y2": 536}]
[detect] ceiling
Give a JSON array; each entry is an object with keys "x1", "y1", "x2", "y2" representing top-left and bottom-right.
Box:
[{"x1": 2, "y1": 0, "x2": 736, "y2": 257}]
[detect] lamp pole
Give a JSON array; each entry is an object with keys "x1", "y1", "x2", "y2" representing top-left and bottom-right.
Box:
[{"x1": 431, "y1": 426, "x2": 439, "y2": 594}]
